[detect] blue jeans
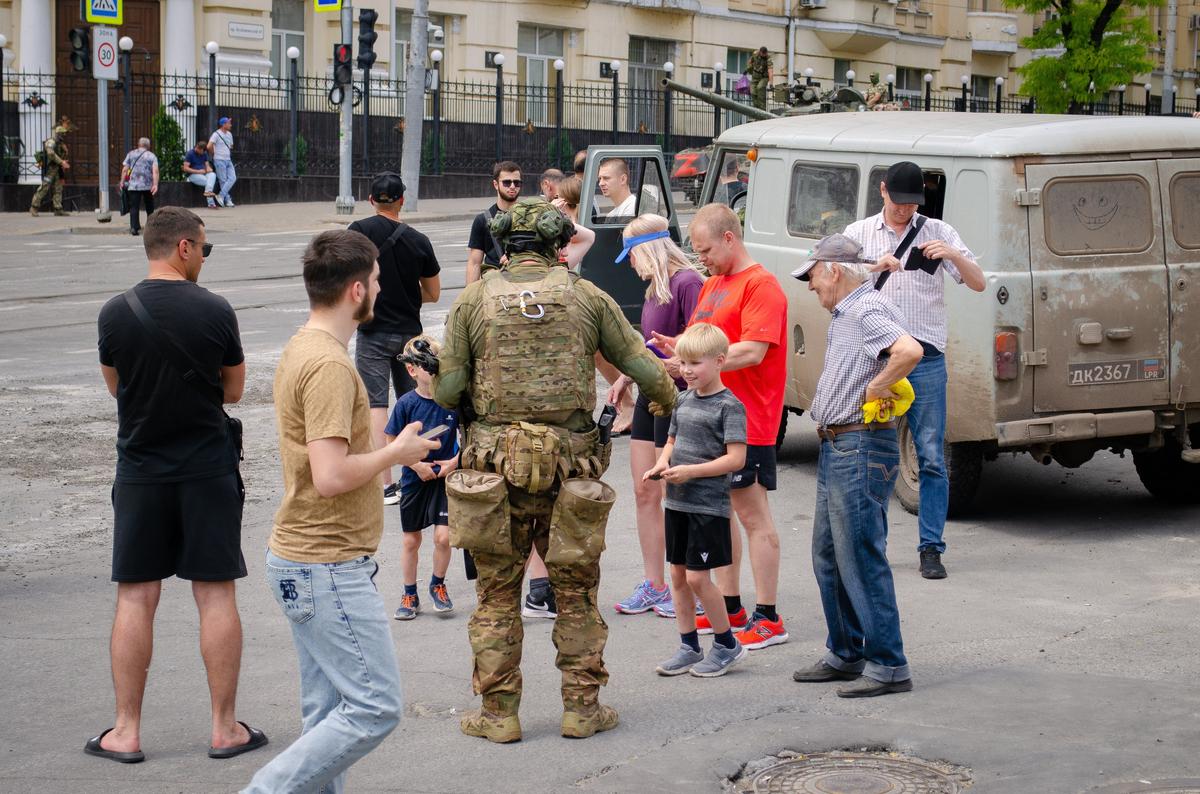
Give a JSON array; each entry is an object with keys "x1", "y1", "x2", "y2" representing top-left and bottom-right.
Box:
[
  {"x1": 243, "y1": 552, "x2": 402, "y2": 794},
  {"x1": 214, "y1": 159, "x2": 236, "y2": 204},
  {"x1": 812, "y1": 429, "x2": 910, "y2": 683},
  {"x1": 186, "y1": 172, "x2": 218, "y2": 196},
  {"x1": 906, "y1": 351, "x2": 949, "y2": 553}
]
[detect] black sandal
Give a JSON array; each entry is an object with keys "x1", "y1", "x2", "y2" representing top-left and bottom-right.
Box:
[
  {"x1": 208, "y1": 721, "x2": 269, "y2": 759},
  {"x1": 84, "y1": 728, "x2": 145, "y2": 764}
]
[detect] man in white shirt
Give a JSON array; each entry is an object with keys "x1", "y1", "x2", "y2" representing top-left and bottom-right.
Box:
[
  {"x1": 598, "y1": 158, "x2": 636, "y2": 219},
  {"x1": 207, "y1": 117, "x2": 237, "y2": 208}
]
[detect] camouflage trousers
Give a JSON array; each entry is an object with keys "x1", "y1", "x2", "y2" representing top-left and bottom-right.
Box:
[
  {"x1": 31, "y1": 169, "x2": 63, "y2": 211},
  {"x1": 468, "y1": 485, "x2": 609, "y2": 717},
  {"x1": 751, "y1": 78, "x2": 769, "y2": 110}
]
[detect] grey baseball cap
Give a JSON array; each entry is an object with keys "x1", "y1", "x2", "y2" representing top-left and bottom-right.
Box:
[{"x1": 791, "y1": 234, "x2": 872, "y2": 281}]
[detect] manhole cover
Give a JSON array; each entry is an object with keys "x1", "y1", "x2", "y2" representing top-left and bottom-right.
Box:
[{"x1": 747, "y1": 752, "x2": 967, "y2": 793}]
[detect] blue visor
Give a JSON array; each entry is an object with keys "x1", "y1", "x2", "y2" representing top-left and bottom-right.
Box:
[{"x1": 615, "y1": 230, "x2": 671, "y2": 263}]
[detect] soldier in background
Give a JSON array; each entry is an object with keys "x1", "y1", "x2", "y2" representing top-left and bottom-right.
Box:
[
  {"x1": 434, "y1": 197, "x2": 677, "y2": 743},
  {"x1": 746, "y1": 47, "x2": 773, "y2": 111},
  {"x1": 30, "y1": 124, "x2": 71, "y2": 216}
]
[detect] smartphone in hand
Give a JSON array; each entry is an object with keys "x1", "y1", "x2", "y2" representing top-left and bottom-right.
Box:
[{"x1": 419, "y1": 424, "x2": 450, "y2": 441}]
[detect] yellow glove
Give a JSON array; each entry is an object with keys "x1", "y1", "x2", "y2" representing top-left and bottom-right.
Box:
[{"x1": 862, "y1": 377, "x2": 915, "y2": 423}]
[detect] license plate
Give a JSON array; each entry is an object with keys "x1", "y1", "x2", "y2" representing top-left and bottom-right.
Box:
[{"x1": 1068, "y1": 358, "x2": 1165, "y2": 386}]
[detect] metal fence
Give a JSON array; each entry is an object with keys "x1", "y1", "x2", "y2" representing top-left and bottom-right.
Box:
[{"x1": 3, "y1": 69, "x2": 1197, "y2": 186}]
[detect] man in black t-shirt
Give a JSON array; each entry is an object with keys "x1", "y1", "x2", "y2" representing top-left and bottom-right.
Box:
[
  {"x1": 466, "y1": 160, "x2": 522, "y2": 284},
  {"x1": 348, "y1": 172, "x2": 442, "y2": 501},
  {"x1": 90, "y1": 207, "x2": 265, "y2": 764}
]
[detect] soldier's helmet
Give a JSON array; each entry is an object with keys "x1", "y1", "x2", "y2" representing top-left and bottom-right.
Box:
[
  {"x1": 489, "y1": 197, "x2": 574, "y2": 258},
  {"x1": 53, "y1": 125, "x2": 69, "y2": 137}
]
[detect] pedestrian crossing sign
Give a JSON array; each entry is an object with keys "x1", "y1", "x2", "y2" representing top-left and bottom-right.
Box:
[
  {"x1": 314, "y1": 0, "x2": 342, "y2": 11},
  {"x1": 84, "y1": 0, "x2": 122, "y2": 25}
]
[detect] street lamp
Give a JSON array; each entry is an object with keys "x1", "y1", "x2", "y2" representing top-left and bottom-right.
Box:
[
  {"x1": 610, "y1": 60, "x2": 621, "y2": 145},
  {"x1": 552, "y1": 57, "x2": 565, "y2": 170},
  {"x1": 493, "y1": 53, "x2": 505, "y2": 164},
  {"x1": 713, "y1": 62, "x2": 725, "y2": 138},
  {"x1": 886, "y1": 72, "x2": 895, "y2": 102},
  {"x1": 206, "y1": 41, "x2": 219, "y2": 134},
  {"x1": 1145, "y1": 82, "x2": 1153, "y2": 116},
  {"x1": 995, "y1": 75, "x2": 1004, "y2": 114},
  {"x1": 287, "y1": 46, "x2": 300, "y2": 177},
  {"x1": 924, "y1": 72, "x2": 933, "y2": 111},
  {"x1": 663, "y1": 61, "x2": 674, "y2": 154},
  {"x1": 846, "y1": 68, "x2": 856, "y2": 88},
  {"x1": 0, "y1": 33, "x2": 7, "y2": 179},
  {"x1": 960, "y1": 73, "x2": 969, "y2": 112},
  {"x1": 118, "y1": 36, "x2": 133, "y2": 157},
  {"x1": 804, "y1": 66, "x2": 814, "y2": 87}
]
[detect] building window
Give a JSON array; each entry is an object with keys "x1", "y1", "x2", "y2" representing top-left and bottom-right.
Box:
[
  {"x1": 517, "y1": 24, "x2": 564, "y2": 125},
  {"x1": 895, "y1": 67, "x2": 926, "y2": 98},
  {"x1": 270, "y1": 0, "x2": 305, "y2": 77},
  {"x1": 394, "y1": 10, "x2": 447, "y2": 79},
  {"x1": 834, "y1": 58, "x2": 851, "y2": 87},
  {"x1": 627, "y1": 37, "x2": 674, "y2": 133}
]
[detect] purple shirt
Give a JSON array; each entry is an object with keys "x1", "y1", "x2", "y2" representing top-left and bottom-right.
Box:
[{"x1": 640, "y1": 268, "x2": 704, "y2": 389}]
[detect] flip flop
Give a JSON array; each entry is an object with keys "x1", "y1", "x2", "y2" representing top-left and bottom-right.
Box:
[
  {"x1": 84, "y1": 728, "x2": 145, "y2": 764},
  {"x1": 208, "y1": 721, "x2": 268, "y2": 759}
]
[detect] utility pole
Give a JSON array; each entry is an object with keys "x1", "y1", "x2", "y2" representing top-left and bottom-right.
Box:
[
  {"x1": 1162, "y1": 0, "x2": 1178, "y2": 115},
  {"x1": 400, "y1": 0, "x2": 429, "y2": 211},
  {"x1": 336, "y1": 2, "x2": 354, "y2": 214}
]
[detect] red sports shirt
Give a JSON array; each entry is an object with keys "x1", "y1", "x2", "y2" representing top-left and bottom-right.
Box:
[{"x1": 690, "y1": 264, "x2": 787, "y2": 446}]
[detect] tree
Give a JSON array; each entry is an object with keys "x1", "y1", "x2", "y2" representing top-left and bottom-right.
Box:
[{"x1": 1004, "y1": 0, "x2": 1160, "y2": 113}]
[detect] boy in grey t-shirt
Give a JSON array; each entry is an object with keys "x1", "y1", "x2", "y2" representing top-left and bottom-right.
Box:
[{"x1": 644, "y1": 323, "x2": 748, "y2": 678}]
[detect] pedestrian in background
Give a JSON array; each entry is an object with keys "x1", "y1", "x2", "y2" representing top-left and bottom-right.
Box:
[
  {"x1": 121, "y1": 137, "x2": 159, "y2": 236},
  {"x1": 746, "y1": 47, "x2": 773, "y2": 111},
  {"x1": 551, "y1": 175, "x2": 595, "y2": 269},
  {"x1": 841, "y1": 161, "x2": 984, "y2": 579},
  {"x1": 30, "y1": 123, "x2": 71, "y2": 216},
  {"x1": 539, "y1": 168, "x2": 564, "y2": 202},
  {"x1": 466, "y1": 160, "x2": 522, "y2": 283},
  {"x1": 183, "y1": 140, "x2": 219, "y2": 209},
  {"x1": 607, "y1": 213, "x2": 704, "y2": 618},
  {"x1": 207, "y1": 117, "x2": 237, "y2": 208},
  {"x1": 347, "y1": 172, "x2": 441, "y2": 507},
  {"x1": 90, "y1": 207, "x2": 264, "y2": 764},
  {"x1": 244, "y1": 230, "x2": 438, "y2": 792},
  {"x1": 790, "y1": 234, "x2": 923, "y2": 698}
]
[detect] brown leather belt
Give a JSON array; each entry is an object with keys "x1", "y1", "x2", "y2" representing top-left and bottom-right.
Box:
[{"x1": 816, "y1": 420, "x2": 896, "y2": 442}]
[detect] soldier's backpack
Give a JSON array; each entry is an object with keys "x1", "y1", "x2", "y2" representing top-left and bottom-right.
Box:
[{"x1": 34, "y1": 142, "x2": 50, "y2": 171}]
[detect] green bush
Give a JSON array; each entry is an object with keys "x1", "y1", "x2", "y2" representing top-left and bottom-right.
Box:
[
  {"x1": 421, "y1": 131, "x2": 445, "y2": 173},
  {"x1": 283, "y1": 134, "x2": 308, "y2": 176},
  {"x1": 546, "y1": 130, "x2": 572, "y2": 170},
  {"x1": 150, "y1": 106, "x2": 185, "y2": 181}
]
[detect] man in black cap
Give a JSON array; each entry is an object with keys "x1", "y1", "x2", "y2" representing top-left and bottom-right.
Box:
[
  {"x1": 348, "y1": 172, "x2": 442, "y2": 504},
  {"x1": 841, "y1": 161, "x2": 984, "y2": 581}
]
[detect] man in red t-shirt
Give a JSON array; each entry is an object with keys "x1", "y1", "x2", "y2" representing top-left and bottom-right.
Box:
[{"x1": 652, "y1": 203, "x2": 789, "y2": 650}]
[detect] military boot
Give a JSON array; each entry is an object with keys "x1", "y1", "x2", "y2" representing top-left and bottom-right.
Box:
[
  {"x1": 29, "y1": 207, "x2": 38, "y2": 217},
  {"x1": 561, "y1": 704, "x2": 619, "y2": 739},
  {"x1": 460, "y1": 708, "x2": 522, "y2": 744},
  {"x1": 53, "y1": 209, "x2": 69, "y2": 216}
]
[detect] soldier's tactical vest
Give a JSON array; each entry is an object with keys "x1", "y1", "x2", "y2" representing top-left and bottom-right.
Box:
[{"x1": 471, "y1": 264, "x2": 594, "y2": 425}]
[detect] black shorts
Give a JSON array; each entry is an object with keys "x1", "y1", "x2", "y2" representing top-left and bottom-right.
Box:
[
  {"x1": 399, "y1": 478, "x2": 449, "y2": 533},
  {"x1": 730, "y1": 443, "x2": 777, "y2": 491},
  {"x1": 664, "y1": 508, "x2": 733, "y2": 571},
  {"x1": 629, "y1": 393, "x2": 670, "y2": 447},
  {"x1": 355, "y1": 330, "x2": 417, "y2": 409},
  {"x1": 111, "y1": 472, "x2": 247, "y2": 582}
]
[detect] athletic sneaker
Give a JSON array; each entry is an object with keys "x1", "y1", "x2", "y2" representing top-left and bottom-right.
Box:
[
  {"x1": 393, "y1": 593, "x2": 420, "y2": 621},
  {"x1": 429, "y1": 582, "x2": 454, "y2": 613},
  {"x1": 654, "y1": 644, "x2": 704, "y2": 676},
  {"x1": 522, "y1": 589, "x2": 557, "y2": 619},
  {"x1": 614, "y1": 580, "x2": 671, "y2": 614},
  {"x1": 383, "y1": 482, "x2": 400, "y2": 506},
  {"x1": 696, "y1": 607, "x2": 750, "y2": 635},
  {"x1": 652, "y1": 598, "x2": 705, "y2": 620},
  {"x1": 734, "y1": 613, "x2": 789, "y2": 650},
  {"x1": 690, "y1": 639, "x2": 747, "y2": 678}
]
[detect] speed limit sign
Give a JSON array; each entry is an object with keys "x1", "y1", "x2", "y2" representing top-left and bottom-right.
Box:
[{"x1": 93, "y1": 25, "x2": 118, "y2": 80}]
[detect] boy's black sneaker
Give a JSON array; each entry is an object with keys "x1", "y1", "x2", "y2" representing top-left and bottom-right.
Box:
[
  {"x1": 522, "y1": 589, "x2": 557, "y2": 619},
  {"x1": 383, "y1": 482, "x2": 400, "y2": 506},
  {"x1": 919, "y1": 549, "x2": 947, "y2": 579}
]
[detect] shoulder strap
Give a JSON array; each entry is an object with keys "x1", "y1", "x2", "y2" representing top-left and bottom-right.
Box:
[
  {"x1": 375, "y1": 219, "x2": 409, "y2": 259},
  {"x1": 123, "y1": 288, "x2": 225, "y2": 408},
  {"x1": 873, "y1": 215, "x2": 927, "y2": 291},
  {"x1": 480, "y1": 208, "x2": 504, "y2": 263}
]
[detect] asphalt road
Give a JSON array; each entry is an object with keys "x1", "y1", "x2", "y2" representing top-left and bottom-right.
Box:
[{"x1": 1, "y1": 215, "x2": 1198, "y2": 794}]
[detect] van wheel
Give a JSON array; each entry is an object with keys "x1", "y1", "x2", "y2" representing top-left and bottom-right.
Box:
[
  {"x1": 896, "y1": 417, "x2": 984, "y2": 517},
  {"x1": 1133, "y1": 424, "x2": 1200, "y2": 504}
]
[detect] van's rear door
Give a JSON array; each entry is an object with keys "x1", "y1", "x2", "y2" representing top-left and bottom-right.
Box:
[
  {"x1": 1154, "y1": 158, "x2": 1200, "y2": 409},
  {"x1": 1026, "y1": 162, "x2": 1171, "y2": 413}
]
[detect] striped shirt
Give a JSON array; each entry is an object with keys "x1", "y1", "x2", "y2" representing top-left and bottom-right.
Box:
[
  {"x1": 810, "y1": 282, "x2": 909, "y2": 427},
  {"x1": 842, "y1": 212, "x2": 974, "y2": 352}
]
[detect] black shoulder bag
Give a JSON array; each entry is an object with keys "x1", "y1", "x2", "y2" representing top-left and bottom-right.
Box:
[
  {"x1": 122, "y1": 289, "x2": 244, "y2": 461},
  {"x1": 873, "y1": 215, "x2": 927, "y2": 291}
]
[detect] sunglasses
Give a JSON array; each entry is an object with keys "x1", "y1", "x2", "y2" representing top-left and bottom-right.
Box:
[
  {"x1": 499, "y1": 179, "x2": 522, "y2": 187},
  {"x1": 186, "y1": 238, "x2": 214, "y2": 257}
]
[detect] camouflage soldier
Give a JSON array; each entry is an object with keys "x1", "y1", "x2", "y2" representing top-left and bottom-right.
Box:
[
  {"x1": 746, "y1": 47, "x2": 773, "y2": 111},
  {"x1": 434, "y1": 197, "x2": 677, "y2": 743},
  {"x1": 31, "y1": 125, "x2": 71, "y2": 216}
]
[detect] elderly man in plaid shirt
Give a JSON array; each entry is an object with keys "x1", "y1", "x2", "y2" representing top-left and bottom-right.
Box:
[
  {"x1": 842, "y1": 161, "x2": 984, "y2": 580},
  {"x1": 789, "y1": 235, "x2": 923, "y2": 698}
]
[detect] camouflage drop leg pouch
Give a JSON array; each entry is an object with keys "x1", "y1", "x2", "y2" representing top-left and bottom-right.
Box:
[
  {"x1": 545, "y1": 478, "x2": 616, "y2": 567},
  {"x1": 446, "y1": 470, "x2": 513, "y2": 556}
]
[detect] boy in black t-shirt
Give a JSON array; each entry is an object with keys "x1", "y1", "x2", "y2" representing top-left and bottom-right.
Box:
[{"x1": 347, "y1": 172, "x2": 442, "y2": 504}]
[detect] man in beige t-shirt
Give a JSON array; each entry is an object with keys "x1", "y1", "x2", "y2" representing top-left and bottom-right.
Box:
[{"x1": 243, "y1": 230, "x2": 437, "y2": 794}]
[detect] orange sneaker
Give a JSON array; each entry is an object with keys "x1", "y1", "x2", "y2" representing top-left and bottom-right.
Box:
[
  {"x1": 734, "y1": 613, "x2": 789, "y2": 649},
  {"x1": 696, "y1": 607, "x2": 750, "y2": 635}
]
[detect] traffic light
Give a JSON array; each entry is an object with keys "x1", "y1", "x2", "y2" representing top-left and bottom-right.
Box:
[
  {"x1": 357, "y1": 9, "x2": 379, "y2": 71},
  {"x1": 333, "y1": 42, "x2": 353, "y2": 86},
  {"x1": 69, "y1": 27, "x2": 91, "y2": 72}
]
